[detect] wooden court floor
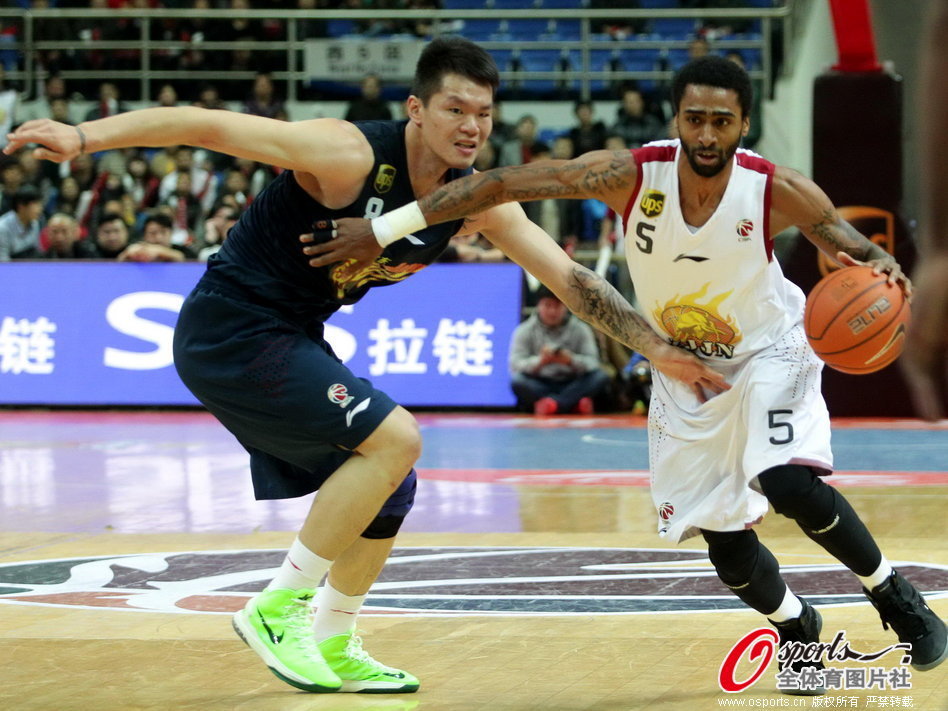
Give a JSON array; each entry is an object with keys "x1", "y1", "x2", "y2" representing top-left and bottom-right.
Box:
[{"x1": 0, "y1": 411, "x2": 945, "y2": 711}]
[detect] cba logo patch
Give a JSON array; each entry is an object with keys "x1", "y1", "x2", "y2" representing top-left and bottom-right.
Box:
[
  {"x1": 327, "y1": 383, "x2": 354, "y2": 408},
  {"x1": 640, "y1": 189, "x2": 665, "y2": 218},
  {"x1": 659, "y1": 502, "x2": 675, "y2": 521},
  {"x1": 374, "y1": 164, "x2": 397, "y2": 194},
  {"x1": 1, "y1": 548, "x2": 945, "y2": 616},
  {"x1": 736, "y1": 218, "x2": 754, "y2": 240}
]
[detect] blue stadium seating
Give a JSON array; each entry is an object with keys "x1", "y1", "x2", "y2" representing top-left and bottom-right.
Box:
[
  {"x1": 515, "y1": 49, "x2": 565, "y2": 94},
  {"x1": 443, "y1": 0, "x2": 489, "y2": 9},
  {"x1": 326, "y1": 19, "x2": 357, "y2": 37},
  {"x1": 540, "y1": 0, "x2": 585, "y2": 6},
  {"x1": 461, "y1": 19, "x2": 506, "y2": 40},
  {"x1": 649, "y1": 18, "x2": 698, "y2": 36},
  {"x1": 639, "y1": 0, "x2": 679, "y2": 7},
  {"x1": 493, "y1": 0, "x2": 537, "y2": 8},
  {"x1": 507, "y1": 19, "x2": 553, "y2": 39}
]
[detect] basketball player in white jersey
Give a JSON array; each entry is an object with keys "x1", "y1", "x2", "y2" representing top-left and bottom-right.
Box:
[{"x1": 308, "y1": 55, "x2": 947, "y2": 690}]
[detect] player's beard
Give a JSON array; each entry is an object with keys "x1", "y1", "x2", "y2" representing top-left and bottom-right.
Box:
[{"x1": 682, "y1": 137, "x2": 740, "y2": 178}]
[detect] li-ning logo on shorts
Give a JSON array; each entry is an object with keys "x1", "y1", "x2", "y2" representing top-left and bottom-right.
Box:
[
  {"x1": 374, "y1": 164, "x2": 396, "y2": 194},
  {"x1": 736, "y1": 218, "x2": 754, "y2": 241},
  {"x1": 327, "y1": 383, "x2": 354, "y2": 408},
  {"x1": 640, "y1": 189, "x2": 665, "y2": 218}
]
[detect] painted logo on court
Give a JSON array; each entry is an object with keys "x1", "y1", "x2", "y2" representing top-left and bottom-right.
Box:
[{"x1": 0, "y1": 547, "x2": 945, "y2": 617}]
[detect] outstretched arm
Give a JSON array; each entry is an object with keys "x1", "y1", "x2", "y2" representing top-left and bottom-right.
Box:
[
  {"x1": 301, "y1": 150, "x2": 637, "y2": 269},
  {"x1": 5, "y1": 109, "x2": 373, "y2": 204}
]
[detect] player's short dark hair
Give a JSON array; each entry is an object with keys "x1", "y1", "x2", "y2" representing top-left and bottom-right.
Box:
[
  {"x1": 671, "y1": 55, "x2": 752, "y2": 118},
  {"x1": 411, "y1": 36, "x2": 499, "y2": 105}
]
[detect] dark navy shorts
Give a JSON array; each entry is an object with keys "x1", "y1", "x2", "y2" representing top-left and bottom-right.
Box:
[{"x1": 173, "y1": 281, "x2": 402, "y2": 501}]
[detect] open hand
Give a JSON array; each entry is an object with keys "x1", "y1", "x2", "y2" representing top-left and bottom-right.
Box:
[
  {"x1": 300, "y1": 217, "x2": 381, "y2": 271},
  {"x1": 5, "y1": 119, "x2": 83, "y2": 162}
]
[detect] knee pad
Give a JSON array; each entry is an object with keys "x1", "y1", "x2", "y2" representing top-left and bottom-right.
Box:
[
  {"x1": 757, "y1": 464, "x2": 836, "y2": 527},
  {"x1": 361, "y1": 468, "x2": 417, "y2": 539},
  {"x1": 702, "y1": 529, "x2": 762, "y2": 587}
]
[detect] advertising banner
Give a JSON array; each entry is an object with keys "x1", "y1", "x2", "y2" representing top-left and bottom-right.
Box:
[{"x1": 0, "y1": 262, "x2": 521, "y2": 407}]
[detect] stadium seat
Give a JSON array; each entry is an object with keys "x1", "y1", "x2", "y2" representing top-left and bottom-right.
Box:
[
  {"x1": 461, "y1": 19, "x2": 506, "y2": 40},
  {"x1": 443, "y1": 0, "x2": 489, "y2": 8},
  {"x1": 493, "y1": 0, "x2": 538, "y2": 8},
  {"x1": 515, "y1": 49, "x2": 565, "y2": 95},
  {"x1": 639, "y1": 0, "x2": 679, "y2": 7},
  {"x1": 540, "y1": 0, "x2": 585, "y2": 7},
  {"x1": 649, "y1": 18, "x2": 698, "y2": 36},
  {"x1": 326, "y1": 19, "x2": 357, "y2": 37},
  {"x1": 507, "y1": 19, "x2": 553, "y2": 39}
]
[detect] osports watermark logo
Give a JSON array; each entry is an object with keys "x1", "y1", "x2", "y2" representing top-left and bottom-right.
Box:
[{"x1": 719, "y1": 627, "x2": 912, "y2": 695}]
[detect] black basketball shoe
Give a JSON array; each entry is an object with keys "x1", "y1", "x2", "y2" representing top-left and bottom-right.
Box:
[
  {"x1": 864, "y1": 570, "x2": 948, "y2": 671},
  {"x1": 769, "y1": 599, "x2": 826, "y2": 696}
]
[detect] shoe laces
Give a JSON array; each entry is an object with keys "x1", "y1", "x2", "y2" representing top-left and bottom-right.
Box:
[
  {"x1": 874, "y1": 580, "x2": 929, "y2": 639},
  {"x1": 344, "y1": 633, "x2": 400, "y2": 673},
  {"x1": 282, "y1": 596, "x2": 325, "y2": 661}
]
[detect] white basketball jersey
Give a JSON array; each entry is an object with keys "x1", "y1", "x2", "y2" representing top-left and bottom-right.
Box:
[
  {"x1": 623, "y1": 139, "x2": 806, "y2": 365},
  {"x1": 623, "y1": 140, "x2": 834, "y2": 543}
]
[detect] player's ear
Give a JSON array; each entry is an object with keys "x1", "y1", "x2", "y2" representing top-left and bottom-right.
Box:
[
  {"x1": 741, "y1": 115, "x2": 750, "y2": 138},
  {"x1": 406, "y1": 95, "x2": 423, "y2": 125}
]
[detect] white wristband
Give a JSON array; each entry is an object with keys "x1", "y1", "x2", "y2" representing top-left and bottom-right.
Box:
[{"x1": 371, "y1": 201, "x2": 427, "y2": 248}]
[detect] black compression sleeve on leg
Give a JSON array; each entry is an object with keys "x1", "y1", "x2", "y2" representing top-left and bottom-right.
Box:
[
  {"x1": 361, "y1": 514, "x2": 405, "y2": 540},
  {"x1": 758, "y1": 465, "x2": 882, "y2": 577},
  {"x1": 702, "y1": 529, "x2": 787, "y2": 615}
]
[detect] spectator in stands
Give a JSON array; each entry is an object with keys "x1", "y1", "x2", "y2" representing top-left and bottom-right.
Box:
[
  {"x1": 198, "y1": 201, "x2": 241, "y2": 261},
  {"x1": 568, "y1": 100, "x2": 608, "y2": 156},
  {"x1": 166, "y1": 171, "x2": 203, "y2": 247},
  {"x1": 193, "y1": 82, "x2": 228, "y2": 111},
  {"x1": 84, "y1": 82, "x2": 128, "y2": 122},
  {"x1": 344, "y1": 74, "x2": 393, "y2": 122},
  {"x1": 509, "y1": 287, "x2": 611, "y2": 415},
  {"x1": 489, "y1": 100, "x2": 516, "y2": 149},
  {"x1": 611, "y1": 87, "x2": 665, "y2": 148},
  {"x1": 687, "y1": 36, "x2": 711, "y2": 61},
  {"x1": 0, "y1": 184, "x2": 43, "y2": 261},
  {"x1": 499, "y1": 114, "x2": 549, "y2": 167},
  {"x1": 542, "y1": 135, "x2": 582, "y2": 250},
  {"x1": 243, "y1": 72, "x2": 284, "y2": 120},
  {"x1": 43, "y1": 212, "x2": 96, "y2": 259},
  {"x1": 0, "y1": 159, "x2": 24, "y2": 214},
  {"x1": 122, "y1": 153, "x2": 160, "y2": 213},
  {"x1": 93, "y1": 211, "x2": 131, "y2": 259},
  {"x1": 50, "y1": 175, "x2": 80, "y2": 218},
  {"x1": 117, "y1": 212, "x2": 196, "y2": 262},
  {"x1": 18, "y1": 75, "x2": 76, "y2": 124},
  {"x1": 159, "y1": 145, "x2": 218, "y2": 215},
  {"x1": 155, "y1": 83, "x2": 179, "y2": 108}
]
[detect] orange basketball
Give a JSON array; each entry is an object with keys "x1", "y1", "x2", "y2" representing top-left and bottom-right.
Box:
[{"x1": 804, "y1": 265, "x2": 910, "y2": 374}]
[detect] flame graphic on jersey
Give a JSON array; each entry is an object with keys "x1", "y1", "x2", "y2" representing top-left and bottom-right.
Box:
[
  {"x1": 653, "y1": 283, "x2": 742, "y2": 358},
  {"x1": 330, "y1": 257, "x2": 427, "y2": 298}
]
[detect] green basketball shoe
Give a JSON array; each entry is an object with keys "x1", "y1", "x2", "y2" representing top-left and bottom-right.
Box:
[
  {"x1": 318, "y1": 631, "x2": 420, "y2": 693},
  {"x1": 233, "y1": 588, "x2": 342, "y2": 693}
]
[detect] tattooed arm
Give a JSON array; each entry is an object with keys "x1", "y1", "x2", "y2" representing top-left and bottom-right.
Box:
[
  {"x1": 421, "y1": 149, "x2": 637, "y2": 222},
  {"x1": 771, "y1": 166, "x2": 911, "y2": 294},
  {"x1": 472, "y1": 202, "x2": 730, "y2": 400}
]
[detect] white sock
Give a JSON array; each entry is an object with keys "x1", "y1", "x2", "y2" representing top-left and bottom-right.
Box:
[
  {"x1": 768, "y1": 586, "x2": 804, "y2": 622},
  {"x1": 857, "y1": 557, "x2": 894, "y2": 591},
  {"x1": 312, "y1": 581, "x2": 366, "y2": 642},
  {"x1": 267, "y1": 537, "x2": 333, "y2": 591}
]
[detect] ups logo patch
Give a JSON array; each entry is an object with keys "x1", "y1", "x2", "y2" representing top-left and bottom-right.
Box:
[
  {"x1": 640, "y1": 189, "x2": 665, "y2": 218},
  {"x1": 374, "y1": 164, "x2": 397, "y2": 194}
]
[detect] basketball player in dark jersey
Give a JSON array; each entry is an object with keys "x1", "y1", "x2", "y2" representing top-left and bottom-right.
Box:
[{"x1": 5, "y1": 38, "x2": 726, "y2": 694}]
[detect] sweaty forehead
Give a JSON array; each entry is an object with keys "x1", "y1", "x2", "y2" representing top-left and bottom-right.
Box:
[{"x1": 680, "y1": 84, "x2": 741, "y2": 113}]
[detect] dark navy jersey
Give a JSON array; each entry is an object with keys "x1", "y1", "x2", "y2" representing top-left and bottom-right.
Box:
[{"x1": 206, "y1": 120, "x2": 470, "y2": 321}]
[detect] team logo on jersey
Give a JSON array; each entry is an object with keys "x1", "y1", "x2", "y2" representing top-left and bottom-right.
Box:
[
  {"x1": 330, "y1": 258, "x2": 428, "y2": 298},
  {"x1": 374, "y1": 164, "x2": 397, "y2": 194},
  {"x1": 658, "y1": 502, "x2": 675, "y2": 521},
  {"x1": 327, "y1": 383, "x2": 354, "y2": 408},
  {"x1": 640, "y1": 189, "x2": 665, "y2": 218},
  {"x1": 653, "y1": 283, "x2": 742, "y2": 359},
  {"x1": 736, "y1": 218, "x2": 754, "y2": 240},
  {"x1": 2, "y1": 548, "x2": 946, "y2": 616}
]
